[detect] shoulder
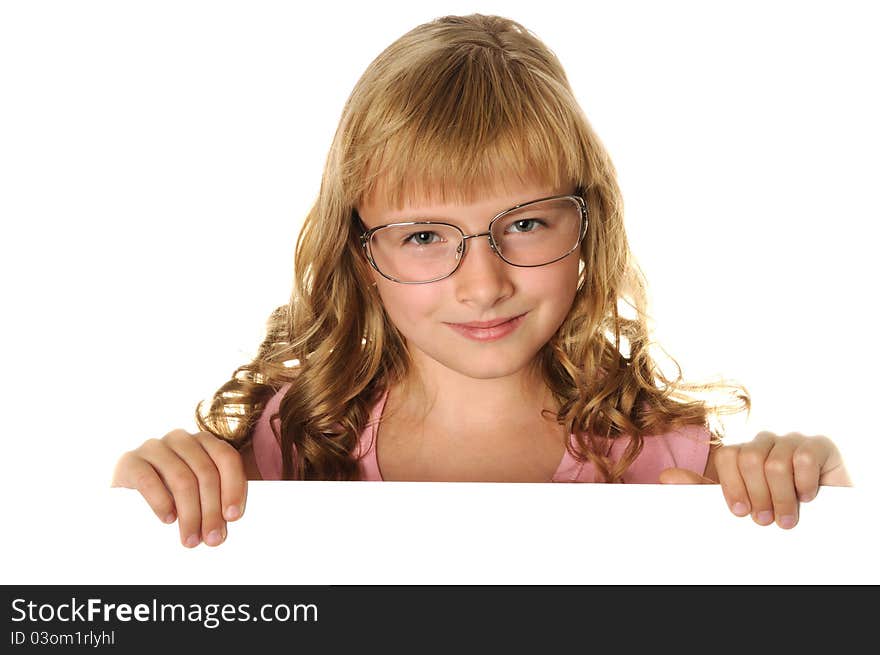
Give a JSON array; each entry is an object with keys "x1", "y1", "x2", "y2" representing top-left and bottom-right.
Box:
[
  {"x1": 613, "y1": 422, "x2": 713, "y2": 483},
  {"x1": 249, "y1": 381, "x2": 295, "y2": 480}
]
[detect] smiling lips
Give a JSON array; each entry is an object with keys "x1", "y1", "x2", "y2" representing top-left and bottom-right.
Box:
[{"x1": 446, "y1": 313, "x2": 527, "y2": 342}]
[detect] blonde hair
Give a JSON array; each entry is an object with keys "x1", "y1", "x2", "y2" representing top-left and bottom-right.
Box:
[{"x1": 195, "y1": 14, "x2": 749, "y2": 481}]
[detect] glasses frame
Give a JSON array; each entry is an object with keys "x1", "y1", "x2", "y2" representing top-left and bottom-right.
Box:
[{"x1": 358, "y1": 193, "x2": 588, "y2": 284}]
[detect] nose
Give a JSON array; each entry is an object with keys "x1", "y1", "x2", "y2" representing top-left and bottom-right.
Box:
[{"x1": 452, "y1": 233, "x2": 514, "y2": 306}]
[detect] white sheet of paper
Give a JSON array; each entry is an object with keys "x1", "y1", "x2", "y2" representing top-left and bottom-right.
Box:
[{"x1": 4, "y1": 483, "x2": 875, "y2": 585}]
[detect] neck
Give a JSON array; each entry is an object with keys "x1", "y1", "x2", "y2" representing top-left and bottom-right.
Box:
[{"x1": 389, "y1": 354, "x2": 560, "y2": 435}]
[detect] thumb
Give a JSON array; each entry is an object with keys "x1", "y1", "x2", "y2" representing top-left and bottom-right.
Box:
[{"x1": 658, "y1": 467, "x2": 716, "y2": 484}]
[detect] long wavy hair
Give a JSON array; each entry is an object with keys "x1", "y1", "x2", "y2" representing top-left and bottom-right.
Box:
[{"x1": 195, "y1": 13, "x2": 750, "y2": 481}]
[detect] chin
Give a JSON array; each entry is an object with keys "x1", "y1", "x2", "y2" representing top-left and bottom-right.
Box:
[
  {"x1": 449, "y1": 355, "x2": 536, "y2": 380},
  {"x1": 458, "y1": 368, "x2": 518, "y2": 380}
]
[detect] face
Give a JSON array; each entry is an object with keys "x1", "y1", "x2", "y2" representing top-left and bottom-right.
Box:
[{"x1": 356, "y1": 180, "x2": 582, "y2": 383}]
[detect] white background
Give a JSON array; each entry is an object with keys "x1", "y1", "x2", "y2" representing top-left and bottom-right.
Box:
[{"x1": 2, "y1": 0, "x2": 878, "y2": 584}]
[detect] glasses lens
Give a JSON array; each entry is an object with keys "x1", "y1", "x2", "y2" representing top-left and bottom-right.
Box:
[
  {"x1": 368, "y1": 223, "x2": 462, "y2": 283},
  {"x1": 491, "y1": 197, "x2": 583, "y2": 266}
]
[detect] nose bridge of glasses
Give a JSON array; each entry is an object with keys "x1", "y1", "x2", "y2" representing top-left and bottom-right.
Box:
[
  {"x1": 459, "y1": 230, "x2": 498, "y2": 255},
  {"x1": 461, "y1": 230, "x2": 492, "y2": 241}
]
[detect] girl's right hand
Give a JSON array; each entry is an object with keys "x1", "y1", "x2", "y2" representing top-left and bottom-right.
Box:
[{"x1": 110, "y1": 430, "x2": 248, "y2": 548}]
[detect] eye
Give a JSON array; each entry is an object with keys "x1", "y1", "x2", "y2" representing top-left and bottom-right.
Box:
[
  {"x1": 402, "y1": 230, "x2": 443, "y2": 246},
  {"x1": 505, "y1": 218, "x2": 546, "y2": 234}
]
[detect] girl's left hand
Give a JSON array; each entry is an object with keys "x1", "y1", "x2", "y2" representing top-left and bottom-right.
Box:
[{"x1": 659, "y1": 431, "x2": 852, "y2": 529}]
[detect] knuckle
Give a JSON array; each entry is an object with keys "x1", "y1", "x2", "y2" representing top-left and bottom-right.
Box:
[
  {"x1": 141, "y1": 438, "x2": 164, "y2": 452},
  {"x1": 714, "y1": 446, "x2": 738, "y2": 466},
  {"x1": 162, "y1": 429, "x2": 193, "y2": 445},
  {"x1": 214, "y1": 447, "x2": 243, "y2": 473},
  {"x1": 167, "y1": 467, "x2": 197, "y2": 491},
  {"x1": 140, "y1": 438, "x2": 171, "y2": 457},
  {"x1": 793, "y1": 448, "x2": 818, "y2": 468},
  {"x1": 763, "y1": 458, "x2": 788, "y2": 476},
  {"x1": 195, "y1": 433, "x2": 244, "y2": 474},
  {"x1": 190, "y1": 460, "x2": 220, "y2": 485},
  {"x1": 737, "y1": 449, "x2": 764, "y2": 469}
]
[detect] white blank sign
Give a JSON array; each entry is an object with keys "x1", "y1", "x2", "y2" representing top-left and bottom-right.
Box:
[{"x1": 3, "y1": 483, "x2": 873, "y2": 585}]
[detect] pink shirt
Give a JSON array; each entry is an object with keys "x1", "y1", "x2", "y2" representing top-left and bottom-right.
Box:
[{"x1": 252, "y1": 383, "x2": 711, "y2": 482}]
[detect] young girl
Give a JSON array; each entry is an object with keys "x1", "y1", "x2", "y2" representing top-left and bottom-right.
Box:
[{"x1": 111, "y1": 13, "x2": 851, "y2": 548}]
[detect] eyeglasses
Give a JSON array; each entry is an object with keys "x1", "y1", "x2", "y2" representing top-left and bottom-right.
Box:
[{"x1": 359, "y1": 194, "x2": 588, "y2": 284}]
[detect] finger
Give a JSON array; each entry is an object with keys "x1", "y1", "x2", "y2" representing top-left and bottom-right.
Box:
[
  {"x1": 195, "y1": 432, "x2": 248, "y2": 522},
  {"x1": 139, "y1": 438, "x2": 204, "y2": 548},
  {"x1": 792, "y1": 438, "x2": 824, "y2": 502},
  {"x1": 711, "y1": 446, "x2": 751, "y2": 517},
  {"x1": 763, "y1": 440, "x2": 800, "y2": 529},
  {"x1": 111, "y1": 451, "x2": 177, "y2": 524},
  {"x1": 164, "y1": 431, "x2": 227, "y2": 547},
  {"x1": 737, "y1": 433, "x2": 776, "y2": 526},
  {"x1": 658, "y1": 467, "x2": 715, "y2": 484}
]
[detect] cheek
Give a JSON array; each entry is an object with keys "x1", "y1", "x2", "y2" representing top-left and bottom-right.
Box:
[
  {"x1": 375, "y1": 283, "x2": 443, "y2": 328},
  {"x1": 526, "y1": 259, "x2": 580, "y2": 311}
]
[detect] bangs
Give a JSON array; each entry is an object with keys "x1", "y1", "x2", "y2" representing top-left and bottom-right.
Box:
[{"x1": 351, "y1": 46, "x2": 587, "y2": 211}]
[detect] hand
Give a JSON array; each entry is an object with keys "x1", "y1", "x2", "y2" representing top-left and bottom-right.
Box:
[
  {"x1": 111, "y1": 429, "x2": 248, "y2": 548},
  {"x1": 658, "y1": 431, "x2": 851, "y2": 529}
]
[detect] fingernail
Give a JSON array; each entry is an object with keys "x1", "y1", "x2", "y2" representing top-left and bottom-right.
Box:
[
  {"x1": 185, "y1": 534, "x2": 200, "y2": 548},
  {"x1": 732, "y1": 502, "x2": 749, "y2": 516},
  {"x1": 757, "y1": 510, "x2": 774, "y2": 525},
  {"x1": 164, "y1": 513, "x2": 176, "y2": 524},
  {"x1": 799, "y1": 491, "x2": 813, "y2": 502},
  {"x1": 205, "y1": 529, "x2": 223, "y2": 546},
  {"x1": 225, "y1": 505, "x2": 240, "y2": 521},
  {"x1": 779, "y1": 514, "x2": 797, "y2": 529}
]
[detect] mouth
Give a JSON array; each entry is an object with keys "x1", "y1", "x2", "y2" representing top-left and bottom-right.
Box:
[
  {"x1": 444, "y1": 312, "x2": 528, "y2": 342},
  {"x1": 447, "y1": 313, "x2": 527, "y2": 329}
]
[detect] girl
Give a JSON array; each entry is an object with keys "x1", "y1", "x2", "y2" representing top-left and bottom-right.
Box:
[{"x1": 111, "y1": 14, "x2": 851, "y2": 548}]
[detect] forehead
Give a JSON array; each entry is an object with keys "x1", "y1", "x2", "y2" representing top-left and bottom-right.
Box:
[{"x1": 357, "y1": 178, "x2": 574, "y2": 227}]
